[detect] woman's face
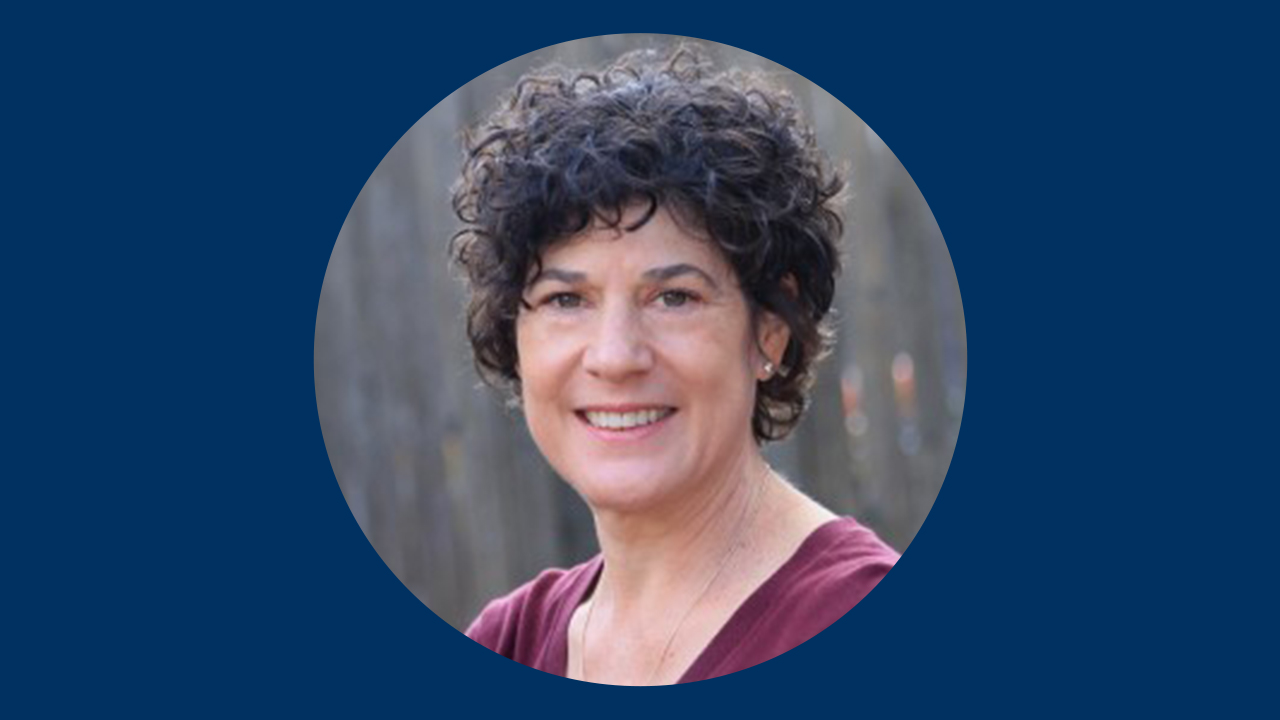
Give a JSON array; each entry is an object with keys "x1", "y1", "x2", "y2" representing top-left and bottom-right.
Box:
[{"x1": 515, "y1": 206, "x2": 788, "y2": 514}]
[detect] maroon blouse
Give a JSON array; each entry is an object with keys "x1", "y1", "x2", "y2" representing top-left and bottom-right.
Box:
[{"x1": 465, "y1": 517, "x2": 899, "y2": 682}]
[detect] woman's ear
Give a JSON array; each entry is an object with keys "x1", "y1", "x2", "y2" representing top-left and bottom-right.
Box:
[
  {"x1": 756, "y1": 311, "x2": 791, "y2": 380},
  {"x1": 755, "y1": 275, "x2": 796, "y2": 380}
]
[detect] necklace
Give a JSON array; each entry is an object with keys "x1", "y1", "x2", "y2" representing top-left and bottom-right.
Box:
[{"x1": 579, "y1": 473, "x2": 767, "y2": 685}]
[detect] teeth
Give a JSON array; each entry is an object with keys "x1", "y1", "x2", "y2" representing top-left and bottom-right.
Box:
[{"x1": 584, "y1": 408, "x2": 671, "y2": 430}]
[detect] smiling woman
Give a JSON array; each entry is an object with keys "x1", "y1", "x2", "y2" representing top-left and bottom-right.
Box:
[{"x1": 450, "y1": 46, "x2": 900, "y2": 685}]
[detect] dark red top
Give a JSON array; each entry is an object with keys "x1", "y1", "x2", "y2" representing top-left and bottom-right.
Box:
[{"x1": 465, "y1": 517, "x2": 899, "y2": 682}]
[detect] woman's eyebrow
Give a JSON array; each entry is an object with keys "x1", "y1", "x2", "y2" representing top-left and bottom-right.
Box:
[
  {"x1": 527, "y1": 268, "x2": 586, "y2": 287},
  {"x1": 643, "y1": 263, "x2": 719, "y2": 289}
]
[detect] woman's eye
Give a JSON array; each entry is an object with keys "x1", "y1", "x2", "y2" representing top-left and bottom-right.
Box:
[
  {"x1": 545, "y1": 293, "x2": 583, "y2": 309},
  {"x1": 658, "y1": 290, "x2": 695, "y2": 308}
]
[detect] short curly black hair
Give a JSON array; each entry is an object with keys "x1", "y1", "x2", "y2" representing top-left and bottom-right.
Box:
[{"x1": 450, "y1": 46, "x2": 845, "y2": 442}]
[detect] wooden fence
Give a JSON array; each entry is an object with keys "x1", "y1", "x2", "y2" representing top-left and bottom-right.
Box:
[{"x1": 314, "y1": 35, "x2": 965, "y2": 630}]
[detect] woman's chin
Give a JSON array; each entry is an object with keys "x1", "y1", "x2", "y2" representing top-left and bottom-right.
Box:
[{"x1": 568, "y1": 469, "x2": 682, "y2": 515}]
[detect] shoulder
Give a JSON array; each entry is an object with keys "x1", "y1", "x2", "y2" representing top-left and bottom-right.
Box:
[
  {"x1": 783, "y1": 517, "x2": 899, "y2": 605},
  {"x1": 757, "y1": 517, "x2": 899, "y2": 643},
  {"x1": 465, "y1": 557, "x2": 600, "y2": 662},
  {"x1": 687, "y1": 517, "x2": 899, "y2": 679}
]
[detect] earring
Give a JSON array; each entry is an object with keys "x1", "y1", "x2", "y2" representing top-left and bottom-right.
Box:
[{"x1": 762, "y1": 360, "x2": 775, "y2": 378}]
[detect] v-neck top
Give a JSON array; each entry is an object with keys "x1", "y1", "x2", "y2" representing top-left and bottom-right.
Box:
[{"x1": 465, "y1": 517, "x2": 899, "y2": 683}]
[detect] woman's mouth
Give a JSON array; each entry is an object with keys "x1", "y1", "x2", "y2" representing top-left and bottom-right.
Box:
[{"x1": 578, "y1": 407, "x2": 676, "y2": 432}]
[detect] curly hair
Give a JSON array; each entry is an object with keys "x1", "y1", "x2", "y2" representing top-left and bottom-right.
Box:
[{"x1": 450, "y1": 46, "x2": 845, "y2": 442}]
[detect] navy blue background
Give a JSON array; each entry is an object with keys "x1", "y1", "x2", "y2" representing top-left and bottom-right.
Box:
[{"x1": 8, "y1": 3, "x2": 1274, "y2": 716}]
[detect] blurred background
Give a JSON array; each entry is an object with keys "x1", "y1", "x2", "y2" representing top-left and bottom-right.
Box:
[{"x1": 314, "y1": 35, "x2": 965, "y2": 631}]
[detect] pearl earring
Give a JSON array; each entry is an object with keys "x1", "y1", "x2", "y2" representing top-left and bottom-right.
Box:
[{"x1": 762, "y1": 360, "x2": 775, "y2": 378}]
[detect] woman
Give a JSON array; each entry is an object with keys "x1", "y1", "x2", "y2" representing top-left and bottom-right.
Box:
[{"x1": 450, "y1": 47, "x2": 899, "y2": 685}]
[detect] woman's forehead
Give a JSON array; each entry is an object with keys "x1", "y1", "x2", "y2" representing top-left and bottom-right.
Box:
[{"x1": 541, "y1": 206, "x2": 727, "y2": 272}]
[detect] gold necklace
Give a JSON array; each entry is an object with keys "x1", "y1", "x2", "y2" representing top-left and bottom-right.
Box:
[{"x1": 579, "y1": 474, "x2": 766, "y2": 685}]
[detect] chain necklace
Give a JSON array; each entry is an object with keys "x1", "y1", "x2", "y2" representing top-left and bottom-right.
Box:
[{"x1": 579, "y1": 473, "x2": 767, "y2": 685}]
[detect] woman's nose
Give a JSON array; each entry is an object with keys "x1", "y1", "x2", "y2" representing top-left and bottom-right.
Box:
[{"x1": 582, "y1": 304, "x2": 654, "y2": 381}]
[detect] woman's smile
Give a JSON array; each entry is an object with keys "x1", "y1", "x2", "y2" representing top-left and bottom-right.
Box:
[{"x1": 576, "y1": 406, "x2": 678, "y2": 440}]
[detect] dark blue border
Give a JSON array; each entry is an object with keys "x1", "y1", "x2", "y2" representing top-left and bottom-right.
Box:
[{"x1": 11, "y1": 5, "x2": 1270, "y2": 716}]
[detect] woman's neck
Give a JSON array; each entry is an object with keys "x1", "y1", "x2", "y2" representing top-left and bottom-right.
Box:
[{"x1": 589, "y1": 450, "x2": 777, "y2": 617}]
